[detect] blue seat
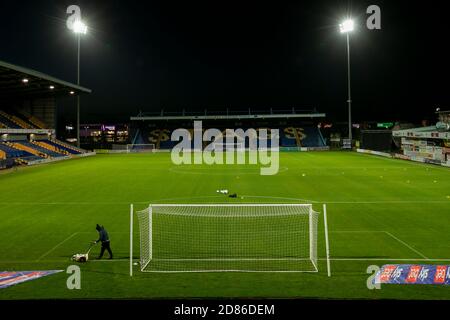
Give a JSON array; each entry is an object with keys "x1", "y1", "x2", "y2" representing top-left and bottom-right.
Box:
[
  {"x1": 38, "y1": 140, "x2": 81, "y2": 155},
  {"x1": 20, "y1": 141, "x2": 64, "y2": 158}
]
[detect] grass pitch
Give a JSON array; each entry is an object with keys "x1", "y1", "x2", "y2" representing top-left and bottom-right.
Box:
[{"x1": 0, "y1": 151, "x2": 450, "y2": 299}]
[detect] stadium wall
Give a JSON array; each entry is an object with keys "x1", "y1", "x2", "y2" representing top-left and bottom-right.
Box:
[
  {"x1": 357, "y1": 148, "x2": 450, "y2": 167},
  {"x1": 25, "y1": 151, "x2": 96, "y2": 166}
]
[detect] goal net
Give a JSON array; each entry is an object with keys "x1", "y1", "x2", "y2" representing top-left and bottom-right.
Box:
[
  {"x1": 134, "y1": 204, "x2": 319, "y2": 273},
  {"x1": 126, "y1": 144, "x2": 156, "y2": 153},
  {"x1": 212, "y1": 142, "x2": 245, "y2": 152}
]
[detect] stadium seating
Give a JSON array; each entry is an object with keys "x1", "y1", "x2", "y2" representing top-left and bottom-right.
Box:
[
  {"x1": 298, "y1": 127, "x2": 326, "y2": 147},
  {"x1": 33, "y1": 141, "x2": 70, "y2": 156},
  {"x1": 0, "y1": 138, "x2": 84, "y2": 165},
  {"x1": 37, "y1": 139, "x2": 83, "y2": 155},
  {"x1": 0, "y1": 137, "x2": 89, "y2": 167},
  {"x1": 0, "y1": 109, "x2": 89, "y2": 170},
  {"x1": 0, "y1": 110, "x2": 43, "y2": 129},
  {"x1": 18, "y1": 110, "x2": 47, "y2": 129},
  {"x1": 20, "y1": 141, "x2": 65, "y2": 158},
  {"x1": 7, "y1": 142, "x2": 48, "y2": 158},
  {"x1": 0, "y1": 143, "x2": 44, "y2": 162},
  {"x1": 135, "y1": 126, "x2": 326, "y2": 149},
  {"x1": 0, "y1": 111, "x2": 22, "y2": 129}
]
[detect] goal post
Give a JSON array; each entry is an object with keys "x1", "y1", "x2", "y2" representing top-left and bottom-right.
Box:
[
  {"x1": 126, "y1": 144, "x2": 156, "y2": 153},
  {"x1": 323, "y1": 204, "x2": 331, "y2": 277},
  {"x1": 212, "y1": 142, "x2": 245, "y2": 152},
  {"x1": 130, "y1": 204, "x2": 321, "y2": 273}
]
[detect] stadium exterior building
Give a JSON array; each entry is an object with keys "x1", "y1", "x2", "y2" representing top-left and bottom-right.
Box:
[
  {"x1": 0, "y1": 60, "x2": 94, "y2": 169},
  {"x1": 80, "y1": 123, "x2": 129, "y2": 150},
  {"x1": 357, "y1": 111, "x2": 450, "y2": 168},
  {"x1": 392, "y1": 110, "x2": 450, "y2": 167}
]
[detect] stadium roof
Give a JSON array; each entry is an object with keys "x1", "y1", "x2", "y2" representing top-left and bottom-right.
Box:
[
  {"x1": 131, "y1": 108, "x2": 326, "y2": 121},
  {"x1": 0, "y1": 60, "x2": 91, "y2": 99}
]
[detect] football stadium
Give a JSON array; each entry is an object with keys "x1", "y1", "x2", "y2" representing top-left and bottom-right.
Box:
[{"x1": 1, "y1": 1, "x2": 450, "y2": 308}]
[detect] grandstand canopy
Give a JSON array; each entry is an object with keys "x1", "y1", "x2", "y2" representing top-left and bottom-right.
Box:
[
  {"x1": 0, "y1": 60, "x2": 91, "y2": 99},
  {"x1": 131, "y1": 108, "x2": 325, "y2": 121}
]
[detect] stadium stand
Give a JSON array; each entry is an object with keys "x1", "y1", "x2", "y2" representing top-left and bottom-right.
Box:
[
  {"x1": 2, "y1": 109, "x2": 47, "y2": 129},
  {"x1": 0, "y1": 59, "x2": 94, "y2": 170},
  {"x1": 7, "y1": 141, "x2": 47, "y2": 158},
  {"x1": 39, "y1": 139, "x2": 83, "y2": 155},
  {"x1": 0, "y1": 143, "x2": 44, "y2": 163},
  {"x1": 135, "y1": 126, "x2": 326, "y2": 149},
  {"x1": 0, "y1": 110, "x2": 36, "y2": 129},
  {"x1": 0, "y1": 137, "x2": 85, "y2": 166},
  {"x1": 129, "y1": 109, "x2": 328, "y2": 150},
  {"x1": 19, "y1": 141, "x2": 65, "y2": 158},
  {"x1": 32, "y1": 140, "x2": 70, "y2": 156},
  {"x1": 0, "y1": 111, "x2": 22, "y2": 129},
  {"x1": 18, "y1": 110, "x2": 48, "y2": 129},
  {"x1": 298, "y1": 126, "x2": 327, "y2": 147}
]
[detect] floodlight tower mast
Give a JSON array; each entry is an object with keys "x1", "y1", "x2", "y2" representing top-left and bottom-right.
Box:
[
  {"x1": 72, "y1": 20, "x2": 87, "y2": 148},
  {"x1": 339, "y1": 19, "x2": 354, "y2": 143}
]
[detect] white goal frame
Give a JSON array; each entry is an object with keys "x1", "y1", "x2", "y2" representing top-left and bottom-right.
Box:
[
  {"x1": 212, "y1": 141, "x2": 245, "y2": 152},
  {"x1": 126, "y1": 144, "x2": 156, "y2": 153},
  {"x1": 129, "y1": 203, "x2": 331, "y2": 275}
]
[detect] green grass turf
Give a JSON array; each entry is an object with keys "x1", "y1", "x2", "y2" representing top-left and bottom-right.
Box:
[{"x1": 1, "y1": 151, "x2": 450, "y2": 299}]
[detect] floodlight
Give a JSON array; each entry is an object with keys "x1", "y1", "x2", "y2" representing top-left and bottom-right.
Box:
[
  {"x1": 22, "y1": 78, "x2": 29, "y2": 83},
  {"x1": 73, "y1": 20, "x2": 88, "y2": 34},
  {"x1": 339, "y1": 19, "x2": 354, "y2": 33},
  {"x1": 70, "y1": 17, "x2": 88, "y2": 149},
  {"x1": 49, "y1": 85, "x2": 55, "y2": 90}
]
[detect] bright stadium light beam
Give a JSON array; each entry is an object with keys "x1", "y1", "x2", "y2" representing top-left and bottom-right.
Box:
[
  {"x1": 72, "y1": 20, "x2": 88, "y2": 34},
  {"x1": 339, "y1": 19, "x2": 354, "y2": 33}
]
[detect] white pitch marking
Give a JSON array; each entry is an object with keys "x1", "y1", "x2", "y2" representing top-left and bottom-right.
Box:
[
  {"x1": 321, "y1": 258, "x2": 450, "y2": 262},
  {"x1": 36, "y1": 232, "x2": 79, "y2": 261},
  {"x1": 5, "y1": 257, "x2": 450, "y2": 264},
  {"x1": 383, "y1": 231, "x2": 429, "y2": 260}
]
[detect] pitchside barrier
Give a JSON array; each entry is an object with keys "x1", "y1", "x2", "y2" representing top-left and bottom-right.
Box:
[
  {"x1": 25, "y1": 152, "x2": 96, "y2": 166},
  {"x1": 357, "y1": 148, "x2": 450, "y2": 167},
  {"x1": 129, "y1": 203, "x2": 331, "y2": 275}
]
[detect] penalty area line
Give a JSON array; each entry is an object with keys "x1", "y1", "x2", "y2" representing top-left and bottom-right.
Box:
[
  {"x1": 383, "y1": 231, "x2": 429, "y2": 260},
  {"x1": 36, "y1": 232, "x2": 79, "y2": 261}
]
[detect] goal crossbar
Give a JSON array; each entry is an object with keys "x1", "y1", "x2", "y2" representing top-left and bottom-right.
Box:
[{"x1": 126, "y1": 144, "x2": 156, "y2": 153}]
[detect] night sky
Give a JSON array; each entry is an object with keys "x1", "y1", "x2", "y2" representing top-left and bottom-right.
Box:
[{"x1": 1, "y1": 1, "x2": 449, "y2": 123}]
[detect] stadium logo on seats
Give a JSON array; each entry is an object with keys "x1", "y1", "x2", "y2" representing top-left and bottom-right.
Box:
[{"x1": 171, "y1": 121, "x2": 280, "y2": 175}]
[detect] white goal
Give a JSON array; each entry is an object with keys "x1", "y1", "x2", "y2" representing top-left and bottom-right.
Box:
[
  {"x1": 211, "y1": 142, "x2": 245, "y2": 152},
  {"x1": 130, "y1": 204, "x2": 327, "y2": 274},
  {"x1": 126, "y1": 144, "x2": 156, "y2": 153}
]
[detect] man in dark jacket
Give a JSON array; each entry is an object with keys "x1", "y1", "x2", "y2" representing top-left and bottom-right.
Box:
[{"x1": 94, "y1": 224, "x2": 113, "y2": 259}]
